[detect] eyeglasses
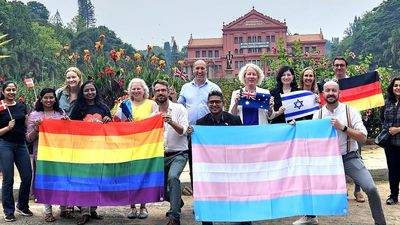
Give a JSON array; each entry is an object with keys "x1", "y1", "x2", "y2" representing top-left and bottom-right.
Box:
[
  {"x1": 334, "y1": 64, "x2": 346, "y2": 68},
  {"x1": 324, "y1": 78, "x2": 338, "y2": 83},
  {"x1": 208, "y1": 100, "x2": 222, "y2": 105}
]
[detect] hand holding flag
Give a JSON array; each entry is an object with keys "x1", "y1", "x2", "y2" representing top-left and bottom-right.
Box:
[
  {"x1": 0, "y1": 99, "x2": 14, "y2": 120},
  {"x1": 281, "y1": 90, "x2": 320, "y2": 121},
  {"x1": 239, "y1": 90, "x2": 270, "y2": 110}
]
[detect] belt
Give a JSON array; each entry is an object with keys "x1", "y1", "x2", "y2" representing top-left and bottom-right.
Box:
[{"x1": 164, "y1": 150, "x2": 188, "y2": 157}]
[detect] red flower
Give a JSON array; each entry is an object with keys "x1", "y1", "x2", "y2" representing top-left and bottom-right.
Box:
[
  {"x1": 0, "y1": 75, "x2": 4, "y2": 83},
  {"x1": 118, "y1": 78, "x2": 125, "y2": 87},
  {"x1": 18, "y1": 96, "x2": 25, "y2": 103},
  {"x1": 99, "y1": 71, "x2": 104, "y2": 78},
  {"x1": 272, "y1": 47, "x2": 277, "y2": 54},
  {"x1": 105, "y1": 67, "x2": 113, "y2": 75},
  {"x1": 109, "y1": 50, "x2": 117, "y2": 61}
]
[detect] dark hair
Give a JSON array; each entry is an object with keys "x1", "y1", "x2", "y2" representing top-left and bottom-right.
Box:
[
  {"x1": 333, "y1": 56, "x2": 348, "y2": 66},
  {"x1": 34, "y1": 88, "x2": 63, "y2": 113},
  {"x1": 276, "y1": 65, "x2": 297, "y2": 90},
  {"x1": 71, "y1": 81, "x2": 103, "y2": 118},
  {"x1": 387, "y1": 77, "x2": 400, "y2": 102},
  {"x1": 0, "y1": 81, "x2": 17, "y2": 100},
  {"x1": 152, "y1": 79, "x2": 169, "y2": 90},
  {"x1": 208, "y1": 90, "x2": 224, "y2": 102}
]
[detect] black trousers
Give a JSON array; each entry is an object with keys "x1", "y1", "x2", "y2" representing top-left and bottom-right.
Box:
[{"x1": 385, "y1": 145, "x2": 400, "y2": 197}]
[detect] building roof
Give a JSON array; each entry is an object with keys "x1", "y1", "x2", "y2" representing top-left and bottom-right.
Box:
[
  {"x1": 188, "y1": 38, "x2": 223, "y2": 47},
  {"x1": 287, "y1": 34, "x2": 324, "y2": 43},
  {"x1": 224, "y1": 8, "x2": 286, "y2": 29}
]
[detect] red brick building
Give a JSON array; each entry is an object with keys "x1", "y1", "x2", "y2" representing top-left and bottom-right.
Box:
[{"x1": 184, "y1": 8, "x2": 326, "y2": 79}]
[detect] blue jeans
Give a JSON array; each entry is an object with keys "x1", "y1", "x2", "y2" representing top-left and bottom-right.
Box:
[
  {"x1": 164, "y1": 151, "x2": 188, "y2": 220},
  {"x1": 0, "y1": 139, "x2": 32, "y2": 215}
]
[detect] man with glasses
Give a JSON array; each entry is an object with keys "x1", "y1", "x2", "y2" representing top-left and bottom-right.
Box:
[
  {"x1": 196, "y1": 90, "x2": 247, "y2": 225},
  {"x1": 333, "y1": 56, "x2": 365, "y2": 203},
  {"x1": 154, "y1": 80, "x2": 189, "y2": 225}
]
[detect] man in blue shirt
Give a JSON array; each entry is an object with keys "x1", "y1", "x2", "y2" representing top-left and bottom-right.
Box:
[{"x1": 178, "y1": 59, "x2": 221, "y2": 191}]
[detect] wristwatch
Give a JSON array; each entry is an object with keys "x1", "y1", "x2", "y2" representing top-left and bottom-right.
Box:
[{"x1": 342, "y1": 126, "x2": 348, "y2": 132}]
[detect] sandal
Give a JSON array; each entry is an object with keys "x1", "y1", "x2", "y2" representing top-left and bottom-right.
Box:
[
  {"x1": 44, "y1": 213, "x2": 56, "y2": 222},
  {"x1": 138, "y1": 207, "x2": 149, "y2": 219},
  {"x1": 77, "y1": 215, "x2": 90, "y2": 225},
  {"x1": 60, "y1": 211, "x2": 75, "y2": 219},
  {"x1": 127, "y1": 207, "x2": 137, "y2": 219},
  {"x1": 90, "y1": 211, "x2": 103, "y2": 220}
]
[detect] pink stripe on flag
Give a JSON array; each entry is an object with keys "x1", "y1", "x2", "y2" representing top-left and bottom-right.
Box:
[
  {"x1": 193, "y1": 175, "x2": 346, "y2": 201},
  {"x1": 192, "y1": 138, "x2": 339, "y2": 163}
]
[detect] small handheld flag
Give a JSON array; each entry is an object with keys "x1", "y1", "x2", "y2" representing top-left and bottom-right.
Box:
[
  {"x1": 175, "y1": 69, "x2": 188, "y2": 80},
  {"x1": 0, "y1": 100, "x2": 13, "y2": 120},
  {"x1": 239, "y1": 90, "x2": 270, "y2": 110},
  {"x1": 24, "y1": 78, "x2": 34, "y2": 88},
  {"x1": 281, "y1": 90, "x2": 320, "y2": 121}
]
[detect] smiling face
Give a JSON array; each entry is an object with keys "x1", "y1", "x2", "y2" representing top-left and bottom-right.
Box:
[
  {"x1": 66, "y1": 71, "x2": 81, "y2": 89},
  {"x1": 281, "y1": 70, "x2": 294, "y2": 86},
  {"x1": 2, "y1": 83, "x2": 17, "y2": 102},
  {"x1": 244, "y1": 67, "x2": 259, "y2": 87},
  {"x1": 323, "y1": 81, "x2": 340, "y2": 104},
  {"x1": 207, "y1": 95, "x2": 224, "y2": 115},
  {"x1": 393, "y1": 80, "x2": 400, "y2": 98},
  {"x1": 129, "y1": 82, "x2": 145, "y2": 101},
  {"x1": 82, "y1": 83, "x2": 97, "y2": 102},
  {"x1": 193, "y1": 60, "x2": 207, "y2": 84},
  {"x1": 302, "y1": 69, "x2": 315, "y2": 88},
  {"x1": 41, "y1": 92, "x2": 56, "y2": 109},
  {"x1": 333, "y1": 59, "x2": 347, "y2": 79},
  {"x1": 154, "y1": 83, "x2": 169, "y2": 104}
]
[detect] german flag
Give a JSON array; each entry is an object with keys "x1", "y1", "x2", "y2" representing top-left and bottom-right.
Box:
[{"x1": 320, "y1": 71, "x2": 384, "y2": 111}]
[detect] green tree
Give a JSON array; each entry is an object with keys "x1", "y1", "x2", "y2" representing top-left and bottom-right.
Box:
[
  {"x1": 27, "y1": 1, "x2": 49, "y2": 24},
  {"x1": 49, "y1": 10, "x2": 63, "y2": 26},
  {"x1": 78, "y1": 0, "x2": 96, "y2": 29}
]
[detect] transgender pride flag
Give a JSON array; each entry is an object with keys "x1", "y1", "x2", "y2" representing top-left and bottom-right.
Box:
[{"x1": 192, "y1": 119, "x2": 347, "y2": 222}]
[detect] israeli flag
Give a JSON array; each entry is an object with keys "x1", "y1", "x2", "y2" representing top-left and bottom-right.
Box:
[{"x1": 281, "y1": 90, "x2": 320, "y2": 121}]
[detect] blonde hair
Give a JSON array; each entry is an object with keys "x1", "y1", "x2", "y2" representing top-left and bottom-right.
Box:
[
  {"x1": 128, "y1": 78, "x2": 150, "y2": 99},
  {"x1": 299, "y1": 67, "x2": 319, "y2": 93},
  {"x1": 238, "y1": 63, "x2": 264, "y2": 85},
  {"x1": 60, "y1": 67, "x2": 83, "y2": 95}
]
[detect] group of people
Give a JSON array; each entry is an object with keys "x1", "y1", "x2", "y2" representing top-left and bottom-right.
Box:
[{"x1": 0, "y1": 57, "x2": 398, "y2": 225}]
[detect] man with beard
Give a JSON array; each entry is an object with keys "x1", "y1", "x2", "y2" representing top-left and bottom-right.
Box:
[
  {"x1": 311, "y1": 81, "x2": 386, "y2": 225},
  {"x1": 196, "y1": 91, "x2": 249, "y2": 225},
  {"x1": 333, "y1": 56, "x2": 365, "y2": 203},
  {"x1": 153, "y1": 80, "x2": 189, "y2": 225},
  {"x1": 178, "y1": 59, "x2": 221, "y2": 189}
]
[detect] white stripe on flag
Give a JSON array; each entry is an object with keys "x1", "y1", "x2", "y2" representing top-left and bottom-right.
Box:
[
  {"x1": 281, "y1": 90, "x2": 319, "y2": 121},
  {"x1": 193, "y1": 156, "x2": 344, "y2": 183}
]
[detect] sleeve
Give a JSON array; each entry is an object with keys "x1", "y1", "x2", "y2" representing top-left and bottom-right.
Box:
[
  {"x1": 351, "y1": 108, "x2": 368, "y2": 136},
  {"x1": 177, "y1": 86, "x2": 186, "y2": 106},
  {"x1": 25, "y1": 112, "x2": 38, "y2": 142},
  {"x1": 228, "y1": 90, "x2": 238, "y2": 114},
  {"x1": 103, "y1": 104, "x2": 112, "y2": 118},
  {"x1": 177, "y1": 105, "x2": 189, "y2": 136},
  {"x1": 69, "y1": 105, "x2": 82, "y2": 120}
]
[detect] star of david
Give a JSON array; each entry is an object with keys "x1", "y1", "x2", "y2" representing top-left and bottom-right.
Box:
[{"x1": 293, "y1": 99, "x2": 304, "y2": 110}]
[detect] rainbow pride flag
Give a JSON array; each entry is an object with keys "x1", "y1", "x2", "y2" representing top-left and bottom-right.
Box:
[
  {"x1": 192, "y1": 119, "x2": 347, "y2": 222},
  {"x1": 35, "y1": 115, "x2": 164, "y2": 206}
]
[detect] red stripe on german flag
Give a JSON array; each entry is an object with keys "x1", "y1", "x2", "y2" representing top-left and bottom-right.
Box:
[{"x1": 320, "y1": 71, "x2": 384, "y2": 111}]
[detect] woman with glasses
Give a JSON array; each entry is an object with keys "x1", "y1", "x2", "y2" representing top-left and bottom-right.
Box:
[
  {"x1": 271, "y1": 65, "x2": 300, "y2": 124},
  {"x1": 229, "y1": 63, "x2": 275, "y2": 125}
]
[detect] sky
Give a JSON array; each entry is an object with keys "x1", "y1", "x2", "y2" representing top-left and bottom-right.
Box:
[{"x1": 19, "y1": 0, "x2": 383, "y2": 50}]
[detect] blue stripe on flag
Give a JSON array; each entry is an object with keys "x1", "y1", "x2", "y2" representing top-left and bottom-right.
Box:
[
  {"x1": 35, "y1": 171, "x2": 163, "y2": 192},
  {"x1": 192, "y1": 119, "x2": 336, "y2": 145},
  {"x1": 194, "y1": 194, "x2": 348, "y2": 222},
  {"x1": 281, "y1": 91, "x2": 314, "y2": 101},
  {"x1": 285, "y1": 106, "x2": 320, "y2": 119}
]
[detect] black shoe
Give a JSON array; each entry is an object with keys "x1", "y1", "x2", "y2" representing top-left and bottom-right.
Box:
[
  {"x1": 4, "y1": 214, "x2": 16, "y2": 222},
  {"x1": 90, "y1": 211, "x2": 103, "y2": 220},
  {"x1": 16, "y1": 207, "x2": 33, "y2": 216},
  {"x1": 180, "y1": 198, "x2": 184, "y2": 208},
  {"x1": 386, "y1": 196, "x2": 398, "y2": 205}
]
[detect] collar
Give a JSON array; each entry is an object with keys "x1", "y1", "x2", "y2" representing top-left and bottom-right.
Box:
[{"x1": 191, "y1": 79, "x2": 209, "y2": 87}]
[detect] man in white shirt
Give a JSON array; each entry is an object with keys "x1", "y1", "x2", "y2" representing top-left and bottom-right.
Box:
[
  {"x1": 302, "y1": 81, "x2": 386, "y2": 225},
  {"x1": 153, "y1": 80, "x2": 189, "y2": 225}
]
